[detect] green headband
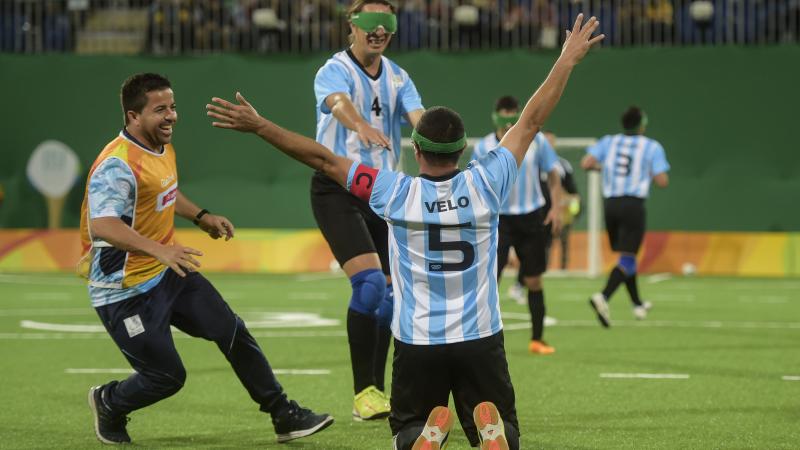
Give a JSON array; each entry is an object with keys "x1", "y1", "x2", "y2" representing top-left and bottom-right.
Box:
[
  {"x1": 350, "y1": 12, "x2": 398, "y2": 33},
  {"x1": 625, "y1": 113, "x2": 649, "y2": 131},
  {"x1": 492, "y1": 112, "x2": 520, "y2": 130},
  {"x1": 411, "y1": 129, "x2": 467, "y2": 154}
]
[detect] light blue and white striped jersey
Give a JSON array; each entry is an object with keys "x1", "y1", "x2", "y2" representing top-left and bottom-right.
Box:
[
  {"x1": 471, "y1": 131, "x2": 558, "y2": 215},
  {"x1": 347, "y1": 147, "x2": 518, "y2": 345},
  {"x1": 587, "y1": 134, "x2": 670, "y2": 198},
  {"x1": 314, "y1": 49, "x2": 423, "y2": 171}
]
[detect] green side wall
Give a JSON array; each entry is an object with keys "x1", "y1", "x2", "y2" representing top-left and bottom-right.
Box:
[{"x1": 1, "y1": 46, "x2": 797, "y2": 231}]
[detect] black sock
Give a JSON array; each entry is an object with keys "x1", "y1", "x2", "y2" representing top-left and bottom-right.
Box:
[
  {"x1": 373, "y1": 325, "x2": 391, "y2": 392},
  {"x1": 624, "y1": 274, "x2": 643, "y2": 306},
  {"x1": 602, "y1": 267, "x2": 626, "y2": 301},
  {"x1": 528, "y1": 290, "x2": 545, "y2": 341},
  {"x1": 347, "y1": 308, "x2": 377, "y2": 394}
]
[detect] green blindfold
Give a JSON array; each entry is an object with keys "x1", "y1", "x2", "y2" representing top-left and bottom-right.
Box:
[
  {"x1": 412, "y1": 129, "x2": 467, "y2": 154},
  {"x1": 492, "y1": 112, "x2": 520, "y2": 129},
  {"x1": 351, "y1": 12, "x2": 398, "y2": 33}
]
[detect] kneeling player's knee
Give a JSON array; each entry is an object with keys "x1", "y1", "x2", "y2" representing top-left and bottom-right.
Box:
[
  {"x1": 375, "y1": 286, "x2": 394, "y2": 328},
  {"x1": 618, "y1": 254, "x2": 637, "y2": 275},
  {"x1": 348, "y1": 269, "x2": 386, "y2": 315}
]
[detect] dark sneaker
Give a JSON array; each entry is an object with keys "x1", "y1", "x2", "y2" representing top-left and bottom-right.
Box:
[
  {"x1": 272, "y1": 400, "x2": 334, "y2": 443},
  {"x1": 88, "y1": 385, "x2": 131, "y2": 444}
]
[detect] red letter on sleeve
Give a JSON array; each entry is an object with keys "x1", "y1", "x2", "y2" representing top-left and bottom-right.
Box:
[{"x1": 349, "y1": 164, "x2": 379, "y2": 202}]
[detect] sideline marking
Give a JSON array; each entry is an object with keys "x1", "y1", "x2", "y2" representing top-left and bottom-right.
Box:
[
  {"x1": 502, "y1": 319, "x2": 800, "y2": 331},
  {"x1": 1, "y1": 330, "x2": 348, "y2": 340},
  {"x1": 600, "y1": 373, "x2": 689, "y2": 379},
  {"x1": 782, "y1": 376, "x2": 800, "y2": 381},
  {"x1": 647, "y1": 273, "x2": 673, "y2": 284}
]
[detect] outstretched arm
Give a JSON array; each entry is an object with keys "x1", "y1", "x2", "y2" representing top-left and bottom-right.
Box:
[
  {"x1": 207, "y1": 93, "x2": 354, "y2": 188},
  {"x1": 501, "y1": 14, "x2": 604, "y2": 166}
]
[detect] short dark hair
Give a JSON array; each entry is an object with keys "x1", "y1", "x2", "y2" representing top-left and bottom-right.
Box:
[
  {"x1": 414, "y1": 106, "x2": 466, "y2": 166},
  {"x1": 121, "y1": 73, "x2": 172, "y2": 124},
  {"x1": 621, "y1": 106, "x2": 644, "y2": 131},
  {"x1": 348, "y1": 0, "x2": 396, "y2": 16},
  {"x1": 494, "y1": 95, "x2": 519, "y2": 112}
]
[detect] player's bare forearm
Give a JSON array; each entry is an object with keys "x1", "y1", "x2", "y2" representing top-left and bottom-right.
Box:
[
  {"x1": 254, "y1": 117, "x2": 352, "y2": 187},
  {"x1": 654, "y1": 172, "x2": 669, "y2": 188},
  {"x1": 90, "y1": 217, "x2": 163, "y2": 257},
  {"x1": 581, "y1": 154, "x2": 600, "y2": 170},
  {"x1": 175, "y1": 191, "x2": 202, "y2": 221},
  {"x1": 405, "y1": 109, "x2": 424, "y2": 129}
]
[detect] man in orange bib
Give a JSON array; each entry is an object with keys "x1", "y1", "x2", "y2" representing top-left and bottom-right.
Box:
[{"x1": 80, "y1": 73, "x2": 333, "y2": 445}]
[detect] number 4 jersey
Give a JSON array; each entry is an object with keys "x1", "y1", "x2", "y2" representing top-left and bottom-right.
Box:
[
  {"x1": 347, "y1": 146, "x2": 518, "y2": 346},
  {"x1": 587, "y1": 134, "x2": 670, "y2": 199},
  {"x1": 314, "y1": 49, "x2": 423, "y2": 171}
]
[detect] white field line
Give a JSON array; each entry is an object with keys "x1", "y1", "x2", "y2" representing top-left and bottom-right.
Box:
[
  {"x1": 0, "y1": 330, "x2": 348, "y2": 340},
  {"x1": 65, "y1": 368, "x2": 330, "y2": 375},
  {"x1": 502, "y1": 319, "x2": 800, "y2": 331},
  {"x1": 781, "y1": 376, "x2": 800, "y2": 381},
  {"x1": 738, "y1": 296, "x2": 788, "y2": 304},
  {"x1": 20, "y1": 320, "x2": 105, "y2": 332},
  {"x1": 600, "y1": 373, "x2": 689, "y2": 379},
  {"x1": 294, "y1": 273, "x2": 341, "y2": 282},
  {"x1": 0, "y1": 308, "x2": 92, "y2": 317},
  {"x1": 647, "y1": 273, "x2": 673, "y2": 284}
]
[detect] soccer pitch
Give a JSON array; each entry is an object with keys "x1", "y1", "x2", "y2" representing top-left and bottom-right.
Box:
[{"x1": 1, "y1": 272, "x2": 798, "y2": 449}]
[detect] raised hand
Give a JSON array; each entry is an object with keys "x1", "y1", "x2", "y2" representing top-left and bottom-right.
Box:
[
  {"x1": 207, "y1": 92, "x2": 265, "y2": 133},
  {"x1": 154, "y1": 244, "x2": 204, "y2": 277},
  {"x1": 561, "y1": 14, "x2": 605, "y2": 66}
]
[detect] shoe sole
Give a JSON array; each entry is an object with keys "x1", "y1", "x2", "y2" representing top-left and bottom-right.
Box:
[
  {"x1": 589, "y1": 297, "x2": 611, "y2": 328},
  {"x1": 412, "y1": 406, "x2": 454, "y2": 450},
  {"x1": 88, "y1": 386, "x2": 128, "y2": 445},
  {"x1": 276, "y1": 415, "x2": 334, "y2": 443},
  {"x1": 473, "y1": 402, "x2": 509, "y2": 450}
]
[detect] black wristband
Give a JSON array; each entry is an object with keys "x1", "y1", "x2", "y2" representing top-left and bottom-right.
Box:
[{"x1": 193, "y1": 209, "x2": 210, "y2": 225}]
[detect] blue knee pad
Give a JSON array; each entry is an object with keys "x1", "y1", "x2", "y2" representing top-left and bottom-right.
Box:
[
  {"x1": 375, "y1": 285, "x2": 394, "y2": 328},
  {"x1": 619, "y1": 254, "x2": 637, "y2": 275},
  {"x1": 348, "y1": 269, "x2": 386, "y2": 316}
]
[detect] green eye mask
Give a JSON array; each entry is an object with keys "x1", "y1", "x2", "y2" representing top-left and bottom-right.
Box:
[
  {"x1": 351, "y1": 12, "x2": 398, "y2": 34},
  {"x1": 492, "y1": 112, "x2": 521, "y2": 129}
]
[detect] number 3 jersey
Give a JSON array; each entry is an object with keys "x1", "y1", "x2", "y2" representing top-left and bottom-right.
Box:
[
  {"x1": 347, "y1": 147, "x2": 518, "y2": 345},
  {"x1": 314, "y1": 49, "x2": 423, "y2": 171},
  {"x1": 587, "y1": 134, "x2": 670, "y2": 199}
]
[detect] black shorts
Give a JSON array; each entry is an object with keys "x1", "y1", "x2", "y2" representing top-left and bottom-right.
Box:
[
  {"x1": 310, "y1": 171, "x2": 390, "y2": 275},
  {"x1": 389, "y1": 332, "x2": 519, "y2": 447},
  {"x1": 604, "y1": 196, "x2": 646, "y2": 253},
  {"x1": 497, "y1": 208, "x2": 551, "y2": 277}
]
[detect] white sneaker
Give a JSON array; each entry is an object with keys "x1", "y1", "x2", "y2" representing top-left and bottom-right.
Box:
[
  {"x1": 633, "y1": 301, "x2": 652, "y2": 320},
  {"x1": 589, "y1": 293, "x2": 611, "y2": 328},
  {"x1": 507, "y1": 283, "x2": 526, "y2": 305}
]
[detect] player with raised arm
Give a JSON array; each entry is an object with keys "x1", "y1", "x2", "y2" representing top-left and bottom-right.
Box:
[
  {"x1": 581, "y1": 106, "x2": 670, "y2": 327},
  {"x1": 472, "y1": 96, "x2": 563, "y2": 355},
  {"x1": 208, "y1": 15, "x2": 603, "y2": 450},
  {"x1": 312, "y1": 0, "x2": 424, "y2": 420},
  {"x1": 80, "y1": 73, "x2": 332, "y2": 445}
]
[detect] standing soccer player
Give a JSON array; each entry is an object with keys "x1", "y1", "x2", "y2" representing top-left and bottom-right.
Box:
[
  {"x1": 472, "y1": 96, "x2": 563, "y2": 355},
  {"x1": 80, "y1": 73, "x2": 333, "y2": 445},
  {"x1": 581, "y1": 106, "x2": 670, "y2": 327},
  {"x1": 208, "y1": 15, "x2": 603, "y2": 449},
  {"x1": 312, "y1": 0, "x2": 424, "y2": 420}
]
